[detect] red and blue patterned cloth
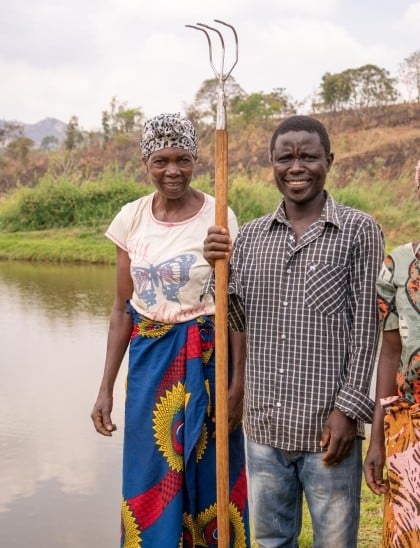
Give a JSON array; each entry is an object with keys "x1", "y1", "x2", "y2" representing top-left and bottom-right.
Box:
[{"x1": 121, "y1": 306, "x2": 250, "y2": 547}]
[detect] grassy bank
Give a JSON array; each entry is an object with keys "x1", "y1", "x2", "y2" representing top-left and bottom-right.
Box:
[{"x1": 0, "y1": 227, "x2": 115, "y2": 263}]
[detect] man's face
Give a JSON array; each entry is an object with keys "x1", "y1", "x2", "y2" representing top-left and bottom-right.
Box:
[{"x1": 271, "y1": 130, "x2": 333, "y2": 207}]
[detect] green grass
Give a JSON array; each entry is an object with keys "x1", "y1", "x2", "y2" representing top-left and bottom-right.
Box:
[{"x1": 0, "y1": 227, "x2": 115, "y2": 263}]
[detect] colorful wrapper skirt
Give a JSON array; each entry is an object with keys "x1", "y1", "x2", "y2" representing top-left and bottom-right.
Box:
[
  {"x1": 121, "y1": 306, "x2": 250, "y2": 547},
  {"x1": 381, "y1": 396, "x2": 420, "y2": 547}
]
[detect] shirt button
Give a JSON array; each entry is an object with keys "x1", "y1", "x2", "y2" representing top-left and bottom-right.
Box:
[
  {"x1": 279, "y1": 368, "x2": 284, "y2": 373},
  {"x1": 283, "y1": 301, "x2": 288, "y2": 306},
  {"x1": 276, "y1": 402, "x2": 282, "y2": 407},
  {"x1": 281, "y1": 334, "x2": 286, "y2": 339},
  {"x1": 286, "y1": 268, "x2": 292, "y2": 274}
]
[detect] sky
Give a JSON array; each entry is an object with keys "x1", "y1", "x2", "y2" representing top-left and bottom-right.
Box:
[{"x1": 1, "y1": 0, "x2": 419, "y2": 130}]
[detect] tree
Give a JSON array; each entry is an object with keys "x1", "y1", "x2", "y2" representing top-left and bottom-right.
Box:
[
  {"x1": 317, "y1": 64, "x2": 398, "y2": 112},
  {"x1": 101, "y1": 97, "x2": 143, "y2": 143},
  {"x1": 348, "y1": 64, "x2": 399, "y2": 108},
  {"x1": 41, "y1": 135, "x2": 60, "y2": 151},
  {"x1": 0, "y1": 121, "x2": 23, "y2": 148},
  {"x1": 64, "y1": 115, "x2": 83, "y2": 151},
  {"x1": 230, "y1": 88, "x2": 296, "y2": 126},
  {"x1": 6, "y1": 136, "x2": 35, "y2": 163},
  {"x1": 316, "y1": 72, "x2": 353, "y2": 112},
  {"x1": 399, "y1": 49, "x2": 420, "y2": 102},
  {"x1": 186, "y1": 76, "x2": 246, "y2": 126}
]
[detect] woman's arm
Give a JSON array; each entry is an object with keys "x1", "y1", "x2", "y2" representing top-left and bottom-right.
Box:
[
  {"x1": 91, "y1": 246, "x2": 134, "y2": 436},
  {"x1": 363, "y1": 329, "x2": 401, "y2": 494}
]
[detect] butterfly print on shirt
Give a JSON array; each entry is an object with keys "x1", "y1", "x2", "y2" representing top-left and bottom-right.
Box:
[{"x1": 132, "y1": 253, "x2": 197, "y2": 306}]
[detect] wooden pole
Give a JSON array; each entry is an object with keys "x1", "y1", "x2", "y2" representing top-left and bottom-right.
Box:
[
  {"x1": 185, "y1": 20, "x2": 238, "y2": 547},
  {"x1": 214, "y1": 128, "x2": 230, "y2": 547}
]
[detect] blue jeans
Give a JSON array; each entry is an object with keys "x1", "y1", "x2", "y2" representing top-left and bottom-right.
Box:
[{"x1": 245, "y1": 437, "x2": 362, "y2": 548}]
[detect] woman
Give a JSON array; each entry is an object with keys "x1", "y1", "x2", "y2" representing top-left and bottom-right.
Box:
[
  {"x1": 363, "y1": 238, "x2": 420, "y2": 547},
  {"x1": 91, "y1": 113, "x2": 250, "y2": 547}
]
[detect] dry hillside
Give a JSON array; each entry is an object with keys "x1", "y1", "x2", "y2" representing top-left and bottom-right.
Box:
[
  {"x1": 200, "y1": 102, "x2": 420, "y2": 184},
  {"x1": 0, "y1": 102, "x2": 419, "y2": 193}
]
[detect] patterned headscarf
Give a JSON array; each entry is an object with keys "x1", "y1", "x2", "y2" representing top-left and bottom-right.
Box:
[{"x1": 140, "y1": 112, "x2": 198, "y2": 159}]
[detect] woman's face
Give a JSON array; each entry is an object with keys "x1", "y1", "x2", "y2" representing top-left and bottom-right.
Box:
[{"x1": 144, "y1": 147, "x2": 195, "y2": 200}]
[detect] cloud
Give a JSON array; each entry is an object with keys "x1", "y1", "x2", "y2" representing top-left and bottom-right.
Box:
[
  {"x1": 220, "y1": 17, "x2": 397, "y2": 106},
  {"x1": 0, "y1": 0, "x2": 417, "y2": 129},
  {"x1": 401, "y1": 1, "x2": 420, "y2": 29},
  {"x1": 0, "y1": 59, "x2": 100, "y2": 125},
  {"x1": 0, "y1": 1, "x2": 105, "y2": 67}
]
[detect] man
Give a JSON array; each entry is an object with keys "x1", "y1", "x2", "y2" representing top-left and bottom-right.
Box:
[{"x1": 204, "y1": 115, "x2": 384, "y2": 547}]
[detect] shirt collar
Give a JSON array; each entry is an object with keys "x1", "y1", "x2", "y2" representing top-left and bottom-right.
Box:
[{"x1": 269, "y1": 191, "x2": 342, "y2": 230}]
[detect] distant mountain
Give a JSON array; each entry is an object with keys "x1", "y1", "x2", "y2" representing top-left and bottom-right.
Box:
[
  {"x1": 0, "y1": 117, "x2": 67, "y2": 149},
  {"x1": 23, "y1": 117, "x2": 67, "y2": 148}
]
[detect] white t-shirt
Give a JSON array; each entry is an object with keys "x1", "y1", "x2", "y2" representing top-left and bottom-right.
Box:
[{"x1": 105, "y1": 192, "x2": 238, "y2": 323}]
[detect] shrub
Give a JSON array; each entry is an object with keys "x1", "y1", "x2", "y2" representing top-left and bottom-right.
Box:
[
  {"x1": 229, "y1": 176, "x2": 279, "y2": 225},
  {"x1": 0, "y1": 175, "x2": 151, "y2": 231}
]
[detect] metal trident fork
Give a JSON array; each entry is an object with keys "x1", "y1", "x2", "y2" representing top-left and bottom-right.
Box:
[
  {"x1": 185, "y1": 20, "x2": 238, "y2": 130},
  {"x1": 185, "y1": 20, "x2": 239, "y2": 548}
]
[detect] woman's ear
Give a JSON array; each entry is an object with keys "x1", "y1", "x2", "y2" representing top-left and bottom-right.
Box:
[{"x1": 143, "y1": 157, "x2": 149, "y2": 172}]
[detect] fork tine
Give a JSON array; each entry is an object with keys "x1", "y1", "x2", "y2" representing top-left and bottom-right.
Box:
[
  {"x1": 197, "y1": 23, "x2": 225, "y2": 77},
  {"x1": 185, "y1": 25, "x2": 219, "y2": 78},
  {"x1": 213, "y1": 20, "x2": 238, "y2": 79}
]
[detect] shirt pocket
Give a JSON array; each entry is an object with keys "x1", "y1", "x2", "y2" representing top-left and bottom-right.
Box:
[{"x1": 305, "y1": 262, "x2": 348, "y2": 315}]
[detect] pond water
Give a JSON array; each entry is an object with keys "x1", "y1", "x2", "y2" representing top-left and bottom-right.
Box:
[{"x1": 0, "y1": 261, "x2": 127, "y2": 547}]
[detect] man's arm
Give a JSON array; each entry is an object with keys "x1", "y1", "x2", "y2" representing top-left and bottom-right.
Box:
[
  {"x1": 321, "y1": 218, "x2": 384, "y2": 464},
  {"x1": 334, "y1": 218, "x2": 384, "y2": 422}
]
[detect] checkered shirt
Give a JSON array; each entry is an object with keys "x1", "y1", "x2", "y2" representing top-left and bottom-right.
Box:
[{"x1": 228, "y1": 192, "x2": 384, "y2": 451}]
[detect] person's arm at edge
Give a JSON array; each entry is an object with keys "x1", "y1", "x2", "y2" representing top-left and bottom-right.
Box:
[
  {"x1": 363, "y1": 329, "x2": 401, "y2": 494},
  {"x1": 91, "y1": 246, "x2": 133, "y2": 436}
]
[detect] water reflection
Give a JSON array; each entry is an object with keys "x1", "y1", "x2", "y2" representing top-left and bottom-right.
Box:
[{"x1": 0, "y1": 261, "x2": 126, "y2": 547}]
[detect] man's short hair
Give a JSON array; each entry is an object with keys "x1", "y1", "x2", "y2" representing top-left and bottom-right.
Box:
[{"x1": 269, "y1": 115, "x2": 331, "y2": 159}]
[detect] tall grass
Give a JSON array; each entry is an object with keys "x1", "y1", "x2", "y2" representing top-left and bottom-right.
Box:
[
  {"x1": 327, "y1": 166, "x2": 419, "y2": 252},
  {"x1": 0, "y1": 171, "x2": 149, "y2": 231}
]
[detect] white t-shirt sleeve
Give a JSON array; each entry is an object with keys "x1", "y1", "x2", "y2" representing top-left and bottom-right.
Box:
[
  {"x1": 228, "y1": 206, "x2": 239, "y2": 240},
  {"x1": 105, "y1": 198, "x2": 145, "y2": 251}
]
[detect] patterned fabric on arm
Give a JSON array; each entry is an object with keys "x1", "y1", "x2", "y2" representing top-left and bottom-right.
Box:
[
  {"x1": 376, "y1": 243, "x2": 420, "y2": 403},
  {"x1": 381, "y1": 398, "x2": 420, "y2": 547}
]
